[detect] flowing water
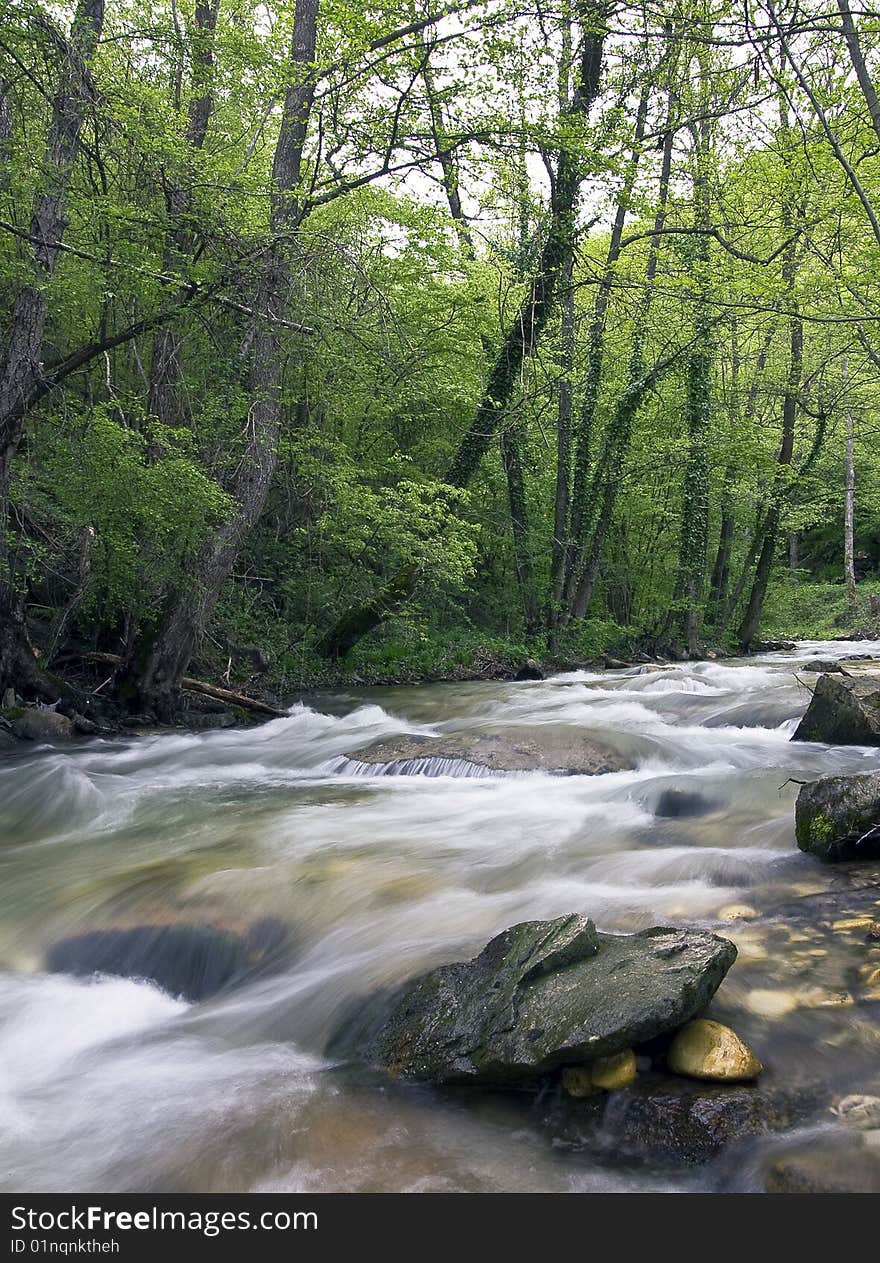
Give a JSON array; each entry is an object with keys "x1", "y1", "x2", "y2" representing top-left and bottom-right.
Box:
[{"x1": 2, "y1": 640, "x2": 880, "y2": 1192}]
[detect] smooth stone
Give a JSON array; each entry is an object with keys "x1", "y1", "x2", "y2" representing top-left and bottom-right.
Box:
[
  {"x1": 667, "y1": 1019, "x2": 762, "y2": 1082},
  {"x1": 562, "y1": 1050, "x2": 638, "y2": 1095},
  {"x1": 589, "y1": 1048, "x2": 638, "y2": 1091}
]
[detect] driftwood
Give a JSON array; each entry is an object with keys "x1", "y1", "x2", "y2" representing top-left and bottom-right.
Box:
[{"x1": 80, "y1": 652, "x2": 288, "y2": 718}]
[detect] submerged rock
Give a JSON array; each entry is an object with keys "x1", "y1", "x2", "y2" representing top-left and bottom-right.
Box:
[
  {"x1": 792, "y1": 673, "x2": 880, "y2": 745},
  {"x1": 545, "y1": 1076, "x2": 818, "y2": 1164},
  {"x1": 329, "y1": 914, "x2": 737, "y2": 1085},
  {"x1": 655, "y1": 788, "x2": 716, "y2": 819},
  {"x1": 45, "y1": 918, "x2": 290, "y2": 1001},
  {"x1": 12, "y1": 708, "x2": 73, "y2": 742},
  {"x1": 795, "y1": 772, "x2": 880, "y2": 861},
  {"x1": 763, "y1": 1132, "x2": 880, "y2": 1193},
  {"x1": 832, "y1": 1094, "x2": 880, "y2": 1130},
  {"x1": 667, "y1": 1019, "x2": 762, "y2": 1083},
  {"x1": 343, "y1": 728, "x2": 629, "y2": 777}
]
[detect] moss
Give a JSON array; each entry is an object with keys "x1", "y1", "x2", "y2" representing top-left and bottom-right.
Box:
[
  {"x1": 0, "y1": 706, "x2": 25, "y2": 722},
  {"x1": 809, "y1": 814, "x2": 834, "y2": 845}
]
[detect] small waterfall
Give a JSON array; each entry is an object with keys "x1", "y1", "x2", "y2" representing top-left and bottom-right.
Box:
[{"x1": 327, "y1": 754, "x2": 502, "y2": 778}]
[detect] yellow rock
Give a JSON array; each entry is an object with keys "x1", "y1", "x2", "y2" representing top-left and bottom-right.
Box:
[
  {"x1": 747, "y1": 989, "x2": 797, "y2": 1019},
  {"x1": 562, "y1": 1049, "x2": 638, "y2": 1096},
  {"x1": 718, "y1": 904, "x2": 759, "y2": 922},
  {"x1": 667, "y1": 1018, "x2": 762, "y2": 1082},
  {"x1": 589, "y1": 1049, "x2": 637, "y2": 1091},
  {"x1": 861, "y1": 966, "x2": 880, "y2": 986},
  {"x1": 832, "y1": 917, "x2": 876, "y2": 932},
  {"x1": 561, "y1": 1067, "x2": 598, "y2": 1098}
]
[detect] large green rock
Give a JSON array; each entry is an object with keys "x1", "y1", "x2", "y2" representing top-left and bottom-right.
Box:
[
  {"x1": 795, "y1": 772, "x2": 880, "y2": 861},
  {"x1": 792, "y1": 673, "x2": 880, "y2": 744},
  {"x1": 329, "y1": 915, "x2": 737, "y2": 1084}
]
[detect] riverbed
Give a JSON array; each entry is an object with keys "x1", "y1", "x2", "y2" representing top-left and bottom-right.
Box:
[{"x1": 2, "y1": 640, "x2": 879, "y2": 1192}]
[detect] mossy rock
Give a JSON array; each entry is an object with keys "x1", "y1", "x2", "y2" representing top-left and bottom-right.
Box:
[
  {"x1": 328, "y1": 914, "x2": 736, "y2": 1085},
  {"x1": 795, "y1": 773, "x2": 880, "y2": 861}
]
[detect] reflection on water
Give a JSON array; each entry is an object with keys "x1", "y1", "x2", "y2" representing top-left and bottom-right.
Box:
[{"x1": 1, "y1": 640, "x2": 879, "y2": 1191}]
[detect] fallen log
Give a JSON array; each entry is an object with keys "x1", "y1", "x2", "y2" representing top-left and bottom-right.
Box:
[{"x1": 79, "y1": 652, "x2": 289, "y2": 719}]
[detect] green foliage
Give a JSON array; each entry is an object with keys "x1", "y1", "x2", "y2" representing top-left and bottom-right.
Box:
[
  {"x1": 760, "y1": 575, "x2": 880, "y2": 640},
  {"x1": 14, "y1": 408, "x2": 231, "y2": 626}
]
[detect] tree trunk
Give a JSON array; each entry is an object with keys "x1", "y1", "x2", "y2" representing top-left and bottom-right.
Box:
[
  {"x1": 562, "y1": 79, "x2": 676, "y2": 626},
  {"x1": 737, "y1": 310, "x2": 802, "y2": 651},
  {"x1": 500, "y1": 424, "x2": 539, "y2": 633},
  {"x1": 844, "y1": 359, "x2": 857, "y2": 608},
  {"x1": 146, "y1": 0, "x2": 220, "y2": 445},
  {"x1": 549, "y1": 253, "x2": 575, "y2": 631},
  {"x1": 562, "y1": 79, "x2": 651, "y2": 606},
  {"x1": 130, "y1": 0, "x2": 319, "y2": 717},
  {"x1": 0, "y1": 0, "x2": 106, "y2": 698},
  {"x1": 671, "y1": 111, "x2": 713, "y2": 656}
]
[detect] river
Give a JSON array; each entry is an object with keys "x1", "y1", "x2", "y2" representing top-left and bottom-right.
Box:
[{"x1": 2, "y1": 640, "x2": 879, "y2": 1192}]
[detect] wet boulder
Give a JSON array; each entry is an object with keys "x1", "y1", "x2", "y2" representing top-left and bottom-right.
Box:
[
  {"x1": 329, "y1": 914, "x2": 737, "y2": 1085},
  {"x1": 11, "y1": 708, "x2": 73, "y2": 742},
  {"x1": 343, "y1": 728, "x2": 629, "y2": 777},
  {"x1": 795, "y1": 772, "x2": 880, "y2": 862},
  {"x1": 792, "y1": 673, "x2": 880, "y2": 745},
  {"x1": 45, "y1": 918, "x2": 290, "y2": 1001}
]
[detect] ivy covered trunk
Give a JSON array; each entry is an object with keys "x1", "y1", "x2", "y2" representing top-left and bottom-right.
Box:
[
  {"x1": 560, "y1": 63, "x2": 677, "y2": 628},
  {"x1": 737, "y1": 308, "x2": 802, "y2": 651},
  {"x1": 131, "y1": 0, "x2": 319, "y2": 717}
]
